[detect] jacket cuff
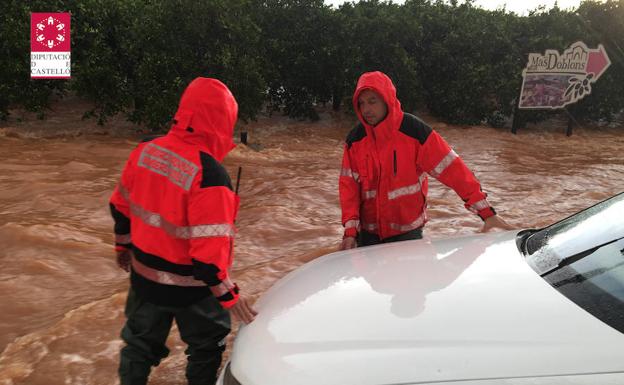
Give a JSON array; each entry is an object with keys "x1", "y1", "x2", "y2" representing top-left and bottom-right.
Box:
[
  {"x1": 216, "y1": 283, "x2": 240, "y2": 309},
  {"x1": 115, "y1": 244, "x2": 131, "y2": 252},
  {"x1": 344, "y1": 228, "x2": 357, "y2": 238},
  {"x1": 477, "y1": 206, "x2": 496, "y2": 221},
  {"x1": 343, "y1": 219, "x2": 360, "y2": 238},
  {"x1": 114, "y1": 233, "x2": 132, "y2": 250}
]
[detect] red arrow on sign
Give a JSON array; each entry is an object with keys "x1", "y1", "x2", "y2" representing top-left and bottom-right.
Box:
[{"x1": 587, "y1": 44, "x2": 611, "y2": 79}]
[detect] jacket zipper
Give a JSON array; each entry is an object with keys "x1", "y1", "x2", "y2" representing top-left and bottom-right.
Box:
[{"x1": 393, "y1": 150, "x2": 397, "y2": 176}]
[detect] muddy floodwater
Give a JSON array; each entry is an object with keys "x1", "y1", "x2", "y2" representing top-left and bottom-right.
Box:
[{"x1": 1, "y1": 109, "x2": 623, "y2": 384}]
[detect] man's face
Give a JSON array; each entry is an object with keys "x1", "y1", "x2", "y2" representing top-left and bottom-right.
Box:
[{"x1": 358, "y1": 89, "x2": 387, "y2": 126}]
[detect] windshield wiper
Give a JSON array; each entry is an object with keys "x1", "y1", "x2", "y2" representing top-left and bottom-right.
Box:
[{"x1": 541, "y1": 236, "x2": 624, "y2": 277}]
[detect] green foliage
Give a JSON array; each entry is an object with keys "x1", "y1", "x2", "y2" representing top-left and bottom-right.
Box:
[
  {"x1": 0, "y1": 0, "x2": 69, "y2": 119},
  {"x1": 572, "y1": 0, "x2": 624, "y2": 122},
  {"x1": 338, "y1": 1, "x2": 422, "y2": 113},
  {"x1": 70, "y1": 0, "x2": 139, "y2": 124},
  {"x1": 407, "y1": 1, "x2": 524, "y2": 124},
  {"x1": 253, "y1": 0, "x2": 340, "y2": 120},
  {"x1": 1, "y1": 0, "x2": 623, "y2": 128},
  {"x1": 71, "y1": 0, "x2": 265, "y2": 129}
]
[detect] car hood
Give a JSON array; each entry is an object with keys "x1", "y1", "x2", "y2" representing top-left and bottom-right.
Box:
[{"x1": 231, "y1": 231, "x2": 624, "y2": 385}]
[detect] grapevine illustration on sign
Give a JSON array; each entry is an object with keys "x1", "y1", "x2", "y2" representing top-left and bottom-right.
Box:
[{"x1": 518, "y1": 41, "x2": 611, "y2": 109}]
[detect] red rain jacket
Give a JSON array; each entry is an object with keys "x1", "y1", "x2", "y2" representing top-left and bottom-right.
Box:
[
  {"x1": 339, "y1": 71, "x2": 495, "y2": 240},
  {"x1": 110, "y1": 77, "x2": 240, "y2": 307}
]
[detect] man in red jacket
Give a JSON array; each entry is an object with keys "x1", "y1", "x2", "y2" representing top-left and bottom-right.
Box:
[
  {"x1": 339, "y1": 71, "x2": 511, "y2": 250},
  {"x1": 110, "y1": 77, "x2": 257, "y2": 385}
]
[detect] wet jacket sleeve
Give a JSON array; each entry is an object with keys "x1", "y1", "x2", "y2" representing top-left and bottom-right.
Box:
[
  {"x1": 109, "y1": 149, "x2": 138, "y2": 250},
  {"x1": 339, "y1": 144, "x2": 361, "y2": 238},
  {"x1": 187, "y1": 183, "x2": 238, "y2": 287},
  {"x1": 417, "y1": 130, "x2": 495, "y2": 220}
]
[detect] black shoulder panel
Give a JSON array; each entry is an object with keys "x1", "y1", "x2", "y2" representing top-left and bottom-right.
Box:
[
  {"x1": 140, "y1": 134, "x2": 163, "y2": 143},
  {"x1": 199, "y1": 151, "x2": 233, "y2": 190},
  {"x1": 345, "y1": 123, "x2": 367, "y2": 149},
  {"x1": 399, "y1": 113, "x2": 432, "y2": 145}
]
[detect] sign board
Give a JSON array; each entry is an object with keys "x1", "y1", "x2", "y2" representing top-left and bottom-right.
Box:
[
  {"x1": 31, "y1": 13, "x2": 71, "y2": 79},
  {"x1": 518, "y1": 41, "x2": 610, "y2": 109}
]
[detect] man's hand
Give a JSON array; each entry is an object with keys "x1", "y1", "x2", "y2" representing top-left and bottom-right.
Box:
[
  {"x1": 210, "y1": 279, "x2": 258, "y2": 324},
  {"x1": 340, "y1": 236, "x2": 357, "y2": 250},
  {"x1": 116, "y1": 249, "x2": 133, "y2": 272},
  {"x1": 481, "y1": 215, "x2": 514, "y2": 233},
  {"x1": 229, "y1": 296, "x2": 258, "y2": 324}
]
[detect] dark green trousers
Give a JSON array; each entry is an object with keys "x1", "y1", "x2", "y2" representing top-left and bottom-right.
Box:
[
  {"x1": 119, "y1": 288, "x2": 231, "y2": 385},
  {"x1": 357, "y1": 227, "x2": 423, "y2": 247}
]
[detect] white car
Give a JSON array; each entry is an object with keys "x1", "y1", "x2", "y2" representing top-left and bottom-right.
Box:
[{"x1": 219, "y1": 193, "x2": 624, "y2": 385}]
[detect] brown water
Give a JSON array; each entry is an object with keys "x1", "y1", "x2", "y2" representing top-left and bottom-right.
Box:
[{"x1": 0, "y1": 110, "x2": 623, "y2": 384}]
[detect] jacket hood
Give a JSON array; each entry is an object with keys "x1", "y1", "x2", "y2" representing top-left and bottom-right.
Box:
[
  {"x1": 352, "y1": 71, "x2": 404, "y2": 143},
  {"x1": 169, "y1": 77, "x2": 238, "y2": 161}
]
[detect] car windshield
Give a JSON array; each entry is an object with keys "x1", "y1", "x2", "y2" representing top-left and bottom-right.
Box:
[{"x1": 520, "y1": 192, "x2": 624, "y2": 333}]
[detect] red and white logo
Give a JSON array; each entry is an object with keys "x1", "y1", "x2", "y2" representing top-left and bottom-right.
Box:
[{"x1": 31, "y1": 13, "x2": 71, "y2": 79}]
